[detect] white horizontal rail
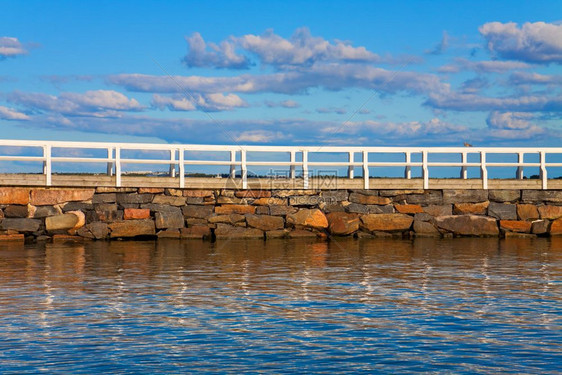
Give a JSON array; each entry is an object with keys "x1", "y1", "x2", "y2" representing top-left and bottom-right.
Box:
[{"x1": 0, "y1": 139, "x2": 561, "y2": 189}]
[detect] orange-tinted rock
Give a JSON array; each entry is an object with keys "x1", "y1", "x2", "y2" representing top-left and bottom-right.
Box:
[
  {"x1": 517, "y1": 204, "x2": 539, "y2": 220},
  {"x1": 215, "y1": 205, "x2": 256, "y2": 215},
  {"x1": 453, "y1": 201, "x2": 489, "y2": 215},
  {"x1": 434, "y1": 215, "x2": 499, "y2": 236},
  {"x1": 423, "y1": 205, "x2": 452, "y2": 217},
  {"x1": 180, "y1": 225, "x2": 211, "y2": 239},
  {"x1": 67, "y1": 210, "x2": 85, "y2": 230},
  {"x1": 246, "y1": 214, "x2": 284, "y2": 231},
  {"x1": 138, "y1": 188, "x2": 164, "y2": 194},
  {"x1": 326, "y1": 212, "x2": 360, "y2": 235},
  {"x1": 252, "y1": 197, "x2": 286, "y2": 206},
  {"x1": 109, "y1": 220, "x2": 155, "y2": 238},
  {"x1": 0, "y1": 234, "x2": 24, "y2": 242},
  {"x1": 360, "y1": 214, "x2": 413, "y2": 232},
  {"x1": 30, "y1": 189, "x2": 94, "y2": 205},
  {"x1": 183, "y1": 190, "x2": 214, "y2": 197},
  {"x1": 538, "y1": 205, "x2": 562, "y2": 220},
  {"x1": 531, "y1": 220, "x2": 549, "y2": 234},
  {"x1": 349, "y1": 193, "x2": 391, "y2": 205},
  {"x1": 124, "y1": 208, "x2": 150, "y2": 220},
  {"x1": 287, "y1": 209, "x2": 328, "y2": 229},
  {"x1": 550, "y1": 218, "x2": 562, "y2": 235},
  {"x1": 500, "y1": 220, "x2": 532, "y2": 233},
  {"x1": 394, "y1": 204, "x2": 423, "y2": 214},
  {"x1": 152, "y1": 195, "x2": 186, "y2": 206},
  {"x1": 0, "y1": 188, "x2": 29, "y2": 205},
  {"x1": 235, "y1": 190, "x2": 272, "y2": 198}
]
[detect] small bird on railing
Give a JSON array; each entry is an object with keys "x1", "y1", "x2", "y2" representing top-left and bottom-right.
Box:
[{"x1": 464, "y1": 142, "x2": 473, "y2": 147}]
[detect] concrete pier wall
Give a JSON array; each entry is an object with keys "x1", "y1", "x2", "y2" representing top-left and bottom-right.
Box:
[{"x1": 0, "y1": 186, "x2": 561, "y2": 242}]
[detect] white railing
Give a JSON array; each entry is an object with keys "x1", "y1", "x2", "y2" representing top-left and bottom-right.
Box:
[{"x1": 0, "y1": 139, "x2": 560, "y2": 189}]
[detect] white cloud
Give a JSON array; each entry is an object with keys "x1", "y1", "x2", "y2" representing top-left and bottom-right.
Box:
[
  {"x1": 152, "y1": 93, "x2": 247, "y2": 112},
  {"x1": 0, "y1": 37, "x2": 27, "y2": 58},
  {"x1": 438, "y1": 58, "x2": 531, "y2": 73},
  {"x1": 426, "y1": 91, "x2": 562, "y2": 112},
  {"x1": 151, "y1": 94, "x2": 196, "y2": 111},
  {"x1": 316, "y1": 107, "x2": 347, "y2": 114},
  {"x1": 183, "y1": 32, "x2": 250, "y2": 69},
  {"x1": 0, "y1": 106, "x2": 30, "y2": 120},
  {"x1": 233, "y1": 130, "x2": 284, "y2": 143},
  {"x1": 479, "y1": 22, "x2": 562, "y2": 63},
  {"x1": 508, "y1": 71, "x2": 562, "y2": 85},
  {"x1": 487, "y1": 111, "x2": 535, "y2": 129}
]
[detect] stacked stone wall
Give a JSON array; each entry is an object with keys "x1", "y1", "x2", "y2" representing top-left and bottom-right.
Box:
[{"x1": 1, "y1": 187, "x2": 562, "y2": 242}]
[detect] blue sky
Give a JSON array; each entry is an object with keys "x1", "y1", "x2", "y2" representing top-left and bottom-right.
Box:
[{"x1": 1, "y1": 0, "x2": 562, "y2": 147}]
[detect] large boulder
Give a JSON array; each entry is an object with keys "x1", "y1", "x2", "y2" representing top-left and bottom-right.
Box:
[
  {"x1": 287, "y1": 209, "x2": 328, "y2": 229},
  {"x1": 500, "y1": 220, "x2": 532, "y2": 233},
  {"x1": 0, "y1": 188, "x2": 29, "y2": 205},
  {"x1": 109, "y1": 220, "x2": 155, "y2": 238},
  {"x1": 326, "y1": 212, "x2": 360, "y2": 235},
  {"x1": 443, "y1": 190, "x2": 488, "y2": 204},
  {"x1": 155, "y1": 208, "x2": 184, "y2": 229},
  {"x1": 516, "y1": 204, "x2": 539, "y2": 221},
  {"x1": 0, "y1": 218, "x2": 41, "y2": 232},
  {"x1": 214, "y1": 224, "x2": 263, "y2": 239},
  {"x1": 245, "y1": 214, "x2": 284, "y2": 231},
  {"x1": 349, "y1": 193, "x2": 391, "y2": 205},
  {"x1": 488, "y1": 202, "x2": 517, "y2": 220},
  {"x1": 360, "y1": 214, "x2": 413, "y2": 232},
  {"x1": 538, "y1": 205, "x2": 562, "y2": 220},
  {"x1": 30, "y1": 189, "x2": 94, "y2": 205},
  {"x1": 215, "y1": 205, "x2": 256, "y2": 215},
  {"x1": 182, "y1": 205, "x2": 214, "y2": 219},
  {"x1": 434, "y1": 215, "x2": 498, "y2": 236},
  {"x1": 453, "y1": 201, "x2": 489, "y2": 215}
]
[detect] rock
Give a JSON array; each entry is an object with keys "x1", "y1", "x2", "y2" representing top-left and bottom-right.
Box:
[
  {"x1": 182, "y1": 205, "x2": 214, "y2": 218},
  {"x1": 76, "y1": 226, "x2": 95, "y2": 239},
  {"x1": 346, "y1": 203, "x2": 369, "y2": 214},
  {"x1": 186, "y1": 218, "x2": 208, "y2": 226},
  {"x1": 368, "y1": 205, "x2": 394, "y2": 214},
  {"x1": 185, "y1": 197, "x2": 204, "y2": 205},
  {"x1": 180, "y1": 225, "x2": 211, "y2": 239},
  {"x1": 323, "y1": 204, "x2": 346, "y2": 213},
  {"x1": 165, "y1": 189, "x2": 184, "y2": 197},
  {"x1": 214, "y1": 224, "x2": 263, "y2": 239},
  {"x1": 549, "y1": 218, "x2": 562, "y2": 235},
  {"x1": 517, "y1": 204, "x2": 539, "y2": 221},
  {"x1": 85, "y1": 222, "x2": 109, "y2": 239},
  {"x1": 255, "y1": 206, "x2": 269, "y2": 215},
  {"x1": 33, "y1": 205, "x2": 59, "y2": 218},
  {"x1": 350, "y1": 189, "x2": 379, "y2": 196},
  {"x1": 265, "y1": 230, "x2": 288, "y2": 239},
  {"x1": 4, "y1": 205, "x2": 29, "y2": 218},
  {"x1": 423, "y1": 205, "x2": 452, "y2": 217},
  {"x1": 414, "y1": 213, "x2": 434, "y2": 222},
  {"x1": 217, "y1": 196, "x2": 245, "y2": 204},
  {"x1": 413, "y1": 221, "x2": 440, "y2": 237},
  {"x1": 155, "y1": 208, "x2": 184, "y2": 229},
  {"x1": 403, "y1": 191, "x2": 443, "y2": 205},
  {"x1": 235, "y1": 190, "x2": 271, "y2": 198},
  {"x1": 246, "y1": 214, "x2": 284, "y2": 231},
  {"x1": 326, "y1": 212, "x2": 359, "y2": 235},
  {"x1": 488, "y1": 202, "x2": 517, "y2": 220},
  {"x1": 0, "y1": 218, "x2": 41, "y2": 232},
  {"x1": 349, "y1": 193, "x2": 391, "y2": 205},
  {"x1": 138, "y1": 188, "x2": 164, "y2": 194},
  {"x1": 379, "y1": 189, "x2": 425, "y2": 196},
  {"x1": 252, "y1": 197, "x2": 286, "y2": 206},
  {"x1": 124, "y1": 208, "x2": 151, "y2": 220},
  {"x1": 522, "y1": 190, "x2": 562, "y2": 203},
  {"x1": 183, "y1": 190, "x2": 214, "y2": 197},
  {"x1": 500, "y1": 220, "x2": 532, "y2": 233},
  {"x1": 287, "y1": 209, "x2": 328, "y2": 229},
  {"x1": 488, "y1": 190, "x2": 520, "y2": 202},
  {"x1": 109, "y1": 220, "x2": 156, "y2": 238},
  {"x1": 157, "y1": 230, "x2": 181, "y2": 239},
  {"x1": 434, "y1": 215, "x2": 498, "y2": 236},
  {"x1": 273, "y1": 190, "x2": 317, "y2": 197},
  {"x1": 45, "y1": 214, "x2": 79, "y2": 231},
  {"x1": 152, "y1": 195, "x2": 186, "y2": 206},
  {"x1": 0, "y1": 188, "x2": 29, "y2": 205},
  {"x1": 289, "y1": 195, "x2": 323, "y2": 206},
  {"x1": 62, "y1": 202, "x2": 93, "y2": 211},
  {"x1": 0, "y1": 234, "x2": 25, "y2": 241},
  {"x1": 443, "y1": 190, "x2": 488, "y2": 204},
  {"x1": 538, "y1": 205, "x2": 562, "y2": 220},
  {"x1": 67, "y1": 210, "x2": 85, "y2": 230},
  {"x1": 394, "y1": 204, "x2": 423, "y2": 214},
  {"x1": 208, "y1": 214, "x2": 246, "y2": 225},
  {"x1": 288, "y1": 229, "x2": 318, "y2": 239},
  {"x1": 269, "y1": 205, "x2": 297, "y2": 216},
  {"x1": 321, "y1": 190, "x2": 349, "y2": 202},
  {"x1": 215, "y1": 205, "x2": 256, "y2": 215},
  {"x1": 116, "y1": 193, "x2": 153, "y2": 205},
  {"x1": 141, "y1": 204, "x2": 181, "y2": 213},
  {"x1": 30, "y1": 189, "x2": 94, "y2": 205},
  {"x1": 453, "y1": 201, "x2": 489, "y2": 215},
  {"x1": 531, "y1": 220, "x2": 549, "y2": 235},
  {"x1": 92, "y1": 193, "x2": 117, "y2": 204},
  {"x1": 355, "y1": 231, "x2": 375, "y2": 239},
  {"x1": 95, "y1": 204, "x2": 122, "y2": 222},
  {"x1": 360, "y1": 214, "x2": 413, "y2": 232},
  {"x1": 95, "y1": 187, "x2": 136, "y2": 193}
]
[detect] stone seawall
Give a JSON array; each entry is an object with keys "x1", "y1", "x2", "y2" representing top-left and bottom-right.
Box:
[{"x1": 0, "y1": 187, "x2": 562, "y2": 242}]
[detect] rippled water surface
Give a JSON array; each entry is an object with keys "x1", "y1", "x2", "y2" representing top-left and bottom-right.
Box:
[{"x1": 0, "y1": 237, "x2": 561, "y2": 374}]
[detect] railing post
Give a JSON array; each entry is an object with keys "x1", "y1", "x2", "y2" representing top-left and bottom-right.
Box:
[
  {"x1": 422, "y1": 150, "x2": 428, "y2": 189},
  {"x1": 290, "y1": 151, "x2": 296, "y2": 179},
  {"x1": 230, "y1": 150, "x2": 236, "y2": 178},
  {"x1": 302, "y1": 150, "x2": 309, "y2": 189},
  {"x1": 404, "y1": 152, "x2": 411, "y2": 179},
  {"x1": 540, "y1": 151, "x2": 547, "y2": 190},
  {"x1": 348, "y1": 151, "x2": 354, "y2": 179},
  {"x1": 179, "y1": 148, "x2": 185, "y2": 189},
  {"x1": 480, "y1": 151, "x2": 488, "y2": 190},
  {"x1": 115, "y1": 147, "x2": 121, "y2": 187},
  {"x1": 517, "y1": 152, "x2": 524, "y2": 179},
  {"x1": 241, "y1": 149, "x2": 247, "y2": 189},
  {"x1": 43, "y1": 145, "x2": 52, "y2": 187},
  {"x1": 362, "y1": 151, "x2": 369, "y2": 189},
  {"x1": 169, "y1": 149, "x2": 176, "y2": 177},
  {"x1": 106, "y1": 147, "x2": 114, "y2": 176},
  {"x1": 460, "y1": 152, "x2": 467, "y2": 179}
]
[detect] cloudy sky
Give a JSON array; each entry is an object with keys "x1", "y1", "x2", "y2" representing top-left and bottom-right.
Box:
[{"x1": 1, "y1": 0, "x2": 562, "y2": 147}]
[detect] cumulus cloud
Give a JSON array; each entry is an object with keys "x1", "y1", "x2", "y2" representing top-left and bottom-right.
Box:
[
  {"x1": 486, "y1": 111, "x2": 548, "y2": 139},
  {"x1": 426, "y1": 91, "x2": 562, "y2": 112},
  {"x1": 0, "y1": 106, "x2": 30, "y2": 120},
  {"x1": 438, "y1": 58, "x2": 531, "y2": 73},
  {"x1": 8, "y1": 90, "x2": 143, "y2": 117},
  {"x1": 183, "y1": 32, "x2": 250, "y2": 69},
  {"x1": 0, "y1": 37, "x2": 27, "y2": 59},
  {"x1": 233, "y1": 130, "x2": 285, "y2": 143},
  {"x1": 152, "y1": 93, "x2": 247, "y2": 112},
  {"x1": 508, "y1": 71, "x2": 562, "y2": 85},
  {"x1": 479, "y1": 21, "x2": 562, "y2": 63}
]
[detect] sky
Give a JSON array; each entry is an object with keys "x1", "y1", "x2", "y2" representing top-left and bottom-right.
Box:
[{"x1": 1, "y1": 0, "x2": 562, "y2": 147}]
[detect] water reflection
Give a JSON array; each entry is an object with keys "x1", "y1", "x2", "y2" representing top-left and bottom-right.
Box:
[{"x1": 0, "y1": 238, "x2": 561, "y2": 373}]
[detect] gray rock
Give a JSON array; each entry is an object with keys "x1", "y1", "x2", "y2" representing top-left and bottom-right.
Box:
[
  {"x1": 62, "y1": 202, "x2": 93, "y2": 212},
  {"x1": 413, "y1": 221, "x2": 440, "y2": 236},
  {"x1": 34, "y1": 205, "x2": 59, "y2": 218},
  {"x1": 488, "y1": 190, "x2": 520, "y2": 202},
  {"x1": 182, "y1": 205, "x2": 214, "y2": 219},
  {"x1": 346, "y1": 203, "x2": 369, "y2": 214},
  {"x1": 443, "y1": 190, "x2": 488, "y2": 204},
  {"x1": 141, "y1": 203, "x2": 180, "y2": 213},
  {"x1": 368, "y1": 204, "x2": 394, "y2": 214},
  {"x1": 488, "y1": 202, "x2": 517, "y2": 220},
  {"x1": 269, "y1": 205, "x2": 297, "y2": 216},
  {"x1": 404, "y1": 191, "x2": 443, "y2": 205},
  {"x1": 321, "y1": 190, "x2": 349, "y2": 202},
  {"x1": 4, "y1": 205, "x2": 28, "y2": 218},
  {"x1": 350, "y1": 189, "x2": 379, "y2": 196},
  {"x1": 414, "y1": 213, "x2": 433, "y2": 222},
  {"x1": 521, "y1": 190, "x2": 562, "y2": 203},
  {"x1": 434, "y1": 215, "x2": 499, "y2": 236},
  {"x1": 323, "y1": 204, "x2": 346, "y2": 213},
  {"x1": 155, "y1": 208, "x2": 184, "y2": 229},
  {"x1": 92, "y1": 193, "x2": 117, "y2": 204},
  {"x1": 0, "y1": 218, "x2": 41, "y2": 232},
  {"x1": 116, "y1": 193, "x2": 153, "y2": 205}
]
